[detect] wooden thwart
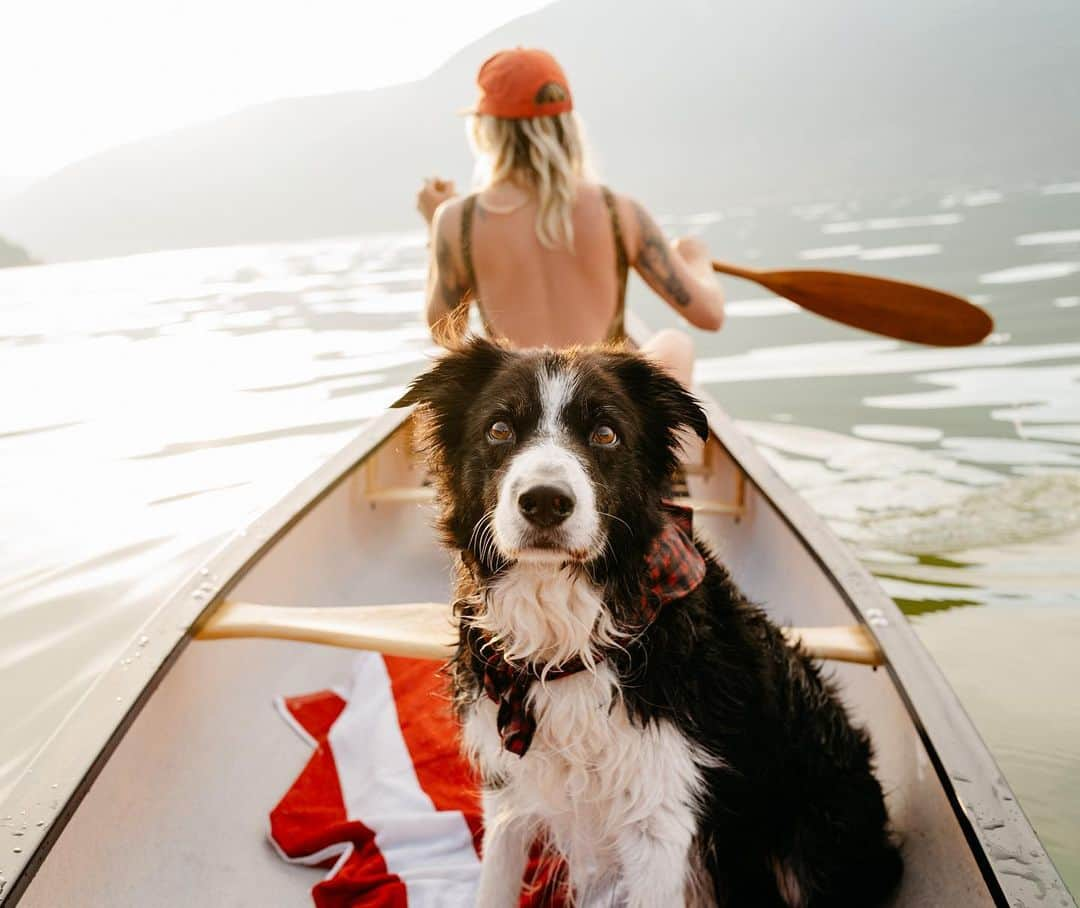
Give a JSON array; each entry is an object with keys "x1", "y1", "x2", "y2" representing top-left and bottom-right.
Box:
[
  {"x1": 778, "y1": 624, "x2": 883, "y2": 666},
  {"x1": 364, "y1": 485, "x2": 747, "y2": 518},
  {"x1": 362, "y1": 447, "x2": 747, "y2": 518},
  {"x1": 364, "y1": 486, "x2": 437, "y2": 504},
  {"x1": 196, "y1": 600, "x2": 884, "y2": 666},
  {"x1": 197, "y1": 601, "x2": 458, "y2": 660}
]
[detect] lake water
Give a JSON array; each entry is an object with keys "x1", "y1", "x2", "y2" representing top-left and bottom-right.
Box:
[{"x1": 1, "y1": 181, "x2": 1078, "y2": 890}]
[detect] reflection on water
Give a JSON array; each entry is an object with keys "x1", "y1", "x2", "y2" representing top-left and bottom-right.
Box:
[
  {"x1": 981, "y1": 262, "x2": 1080, "y2": 284},
  {"x1": 0, "y1": 234, "x2": 437, "y2": 800},
  {"x1": 820, "y1": 213, "x2": 963, "y2": 233},
  {"x1": 1, "y1": 184, "x2": 1078, "y2": 887},
  {"x1": 798, "y1": 242, "x2": 944, "y2": 261}
]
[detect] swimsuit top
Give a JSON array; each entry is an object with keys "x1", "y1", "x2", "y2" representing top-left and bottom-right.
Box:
[{"x1": 459, "y1": 185, "x2": 629, "y2": 344}]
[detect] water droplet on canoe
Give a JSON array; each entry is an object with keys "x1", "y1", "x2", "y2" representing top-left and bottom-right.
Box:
[
  {"x1": 12, "y1": 848, "x2": 21, "y2": 854},
  {"x1": 36, "y1": 821, "x2": 45, "y2": 828},
  {"x1": 199, "y1": 567, "x2": 210, "y2": 577},
  {"x1": 12, "y1": 831, "x2": 22, "y2": 837},
  {"x1": 137, "y1": 635, "x2": 149, "y2": 647}
]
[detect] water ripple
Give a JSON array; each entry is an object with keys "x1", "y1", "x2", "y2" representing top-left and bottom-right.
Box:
[
  {"x1": 980, "y1": 262, "x2": 1080, "y2": 284},
  {"x1": 1016, "y1": 230, "x2": 1080, "y2": 246}
]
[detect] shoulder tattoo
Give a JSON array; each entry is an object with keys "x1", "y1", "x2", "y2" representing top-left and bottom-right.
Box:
[
  {"x1": 633, "y1": 202, "x2": 691, "y2": 308},
  {"x1": 435, "y1": 232, "x2": 468, "y2": 311}
]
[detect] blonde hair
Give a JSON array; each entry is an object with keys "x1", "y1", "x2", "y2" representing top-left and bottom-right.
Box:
[{"x1": 468, "y1": 111, "x2": 593, "y2": 251}]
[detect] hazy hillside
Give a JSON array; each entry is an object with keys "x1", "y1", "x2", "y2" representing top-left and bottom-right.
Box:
[
  {"x1": 3, "y1": 0, "x2": 1079, "y2": 262},
  {"x1": 0, "y1": 234, "x2": 35, "y2": 268}
]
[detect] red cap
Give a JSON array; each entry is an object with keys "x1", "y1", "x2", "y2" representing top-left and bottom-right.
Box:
[{"x1": 469, "y1": 48, "x2": 573, "y2": 119}]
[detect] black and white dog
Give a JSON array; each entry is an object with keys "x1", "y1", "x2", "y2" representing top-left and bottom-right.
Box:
[{"x1": 394, "y1": 338, "x2": 902, "y2": 907}]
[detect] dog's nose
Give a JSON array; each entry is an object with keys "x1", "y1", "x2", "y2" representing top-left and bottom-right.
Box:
[{"x1": 518, "y1": 483, "x2": 575, "y2": 528}]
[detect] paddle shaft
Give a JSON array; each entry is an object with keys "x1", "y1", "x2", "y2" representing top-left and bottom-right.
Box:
[
  {"x1": 711, "y1": 259, "x2": 993, "y2": 347},
  {"x1": 712, "y1": 260, "x2": 762, "y2": 282},
  {"x1": 196, "y1": 600, "x2": 884, "y2": 667}
]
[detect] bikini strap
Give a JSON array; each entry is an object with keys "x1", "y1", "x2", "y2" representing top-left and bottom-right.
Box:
[
  {"x1": 460, "y1": 193, "x2": 479, "y2": 298},
  {"x1": 601, "y1": 185, "x2": 629, "y2": 342},
  {"x1": 458, "y1": 192, "x2": 498, "y2": 336}
]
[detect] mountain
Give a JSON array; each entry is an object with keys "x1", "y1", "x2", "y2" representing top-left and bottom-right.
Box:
[
  {"x1": 0, "y1": 234, "x2": 35, "y2": 268},
  {"x1": 2, "y1": 0, "x2": 1078, "y2": 262}
]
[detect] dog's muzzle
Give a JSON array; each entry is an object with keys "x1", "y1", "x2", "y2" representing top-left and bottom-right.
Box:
[
  {"x1": 518, "y1": 482, "x2": 575, "y2": 529},
  {"x1": 494, "y1": 441, "x2": 599, "y2": 559}
]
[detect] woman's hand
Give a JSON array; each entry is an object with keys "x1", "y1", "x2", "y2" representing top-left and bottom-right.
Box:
[
  {"x1": 671, "y1": 235, "x2": 709, "y2": 266},
  {"x1": 671, "y1": 235, "x2": 715, "y2": 284},
  {"x1": 417, "y1": 177, "x2": 457, "y2": 224}
]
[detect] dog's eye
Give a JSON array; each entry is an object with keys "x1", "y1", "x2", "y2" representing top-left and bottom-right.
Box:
[
  {"x1": 590, "y1": 424, "x2": 619, "y2": 447},
  {"x1": 487, "y1": 420, "x2": 515, "y2": 444}
]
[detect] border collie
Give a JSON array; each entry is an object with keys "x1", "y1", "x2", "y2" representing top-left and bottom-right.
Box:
[{"x1": 394, "y1": 338, "x2": 902, "y2": 907}]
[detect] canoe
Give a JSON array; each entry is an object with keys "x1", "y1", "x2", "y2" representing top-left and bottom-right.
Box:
[{"x1": 0, "y1": 316, "x2": 1072, "y2": 907}]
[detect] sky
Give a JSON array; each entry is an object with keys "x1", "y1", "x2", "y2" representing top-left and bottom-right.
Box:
[{"x1": 0, "y1": 0, "x2": 551, "y2": 197}]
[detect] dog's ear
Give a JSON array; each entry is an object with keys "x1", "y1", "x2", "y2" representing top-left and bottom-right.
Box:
[
  {"x1": 392, "y1": 336, "x2": 509, "y2": 411},
  {"x1": 612, "y1": 354, "x2": 710, "y2": 443}
]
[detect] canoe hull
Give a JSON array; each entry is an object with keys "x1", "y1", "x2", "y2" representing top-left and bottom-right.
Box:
[
  {"x1": 13, "y1": 419, "x2": 986, "y2": 906},
  {"x1": 2, "y1": 324, "x2": 1071, "y2": 906}
]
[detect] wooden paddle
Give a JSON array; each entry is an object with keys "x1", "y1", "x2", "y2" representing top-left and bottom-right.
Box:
[
  {"x1": 195, "y1": 600, "x2": 884, "y2": 667},
  {"x1": 712, "y1": 260, "x2": 993, "y2": 347}
]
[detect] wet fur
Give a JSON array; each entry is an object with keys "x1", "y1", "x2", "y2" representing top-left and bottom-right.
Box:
[{"x1": 394, "y1": 338, "x2": 902, "y2": 907}]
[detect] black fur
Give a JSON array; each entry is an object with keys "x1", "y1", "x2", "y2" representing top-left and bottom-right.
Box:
[{"x1": 393, "y1": 338, "x2": 902, "y2": 906}]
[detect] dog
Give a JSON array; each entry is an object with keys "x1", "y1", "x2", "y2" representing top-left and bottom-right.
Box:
[{"x1": 393, "y1": 338, "x2": 902, "y2": 907}]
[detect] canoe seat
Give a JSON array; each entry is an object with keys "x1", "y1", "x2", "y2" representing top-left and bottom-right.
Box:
[
  {"x1": 364, "y1": 484, "x2": 747, "y2": 518},
  {"x1": 197, "y1": 602, "x2": 884, "y2": 667},
  {"x1": 363, "y1": 471, "x2": 747, "y2": 519}
]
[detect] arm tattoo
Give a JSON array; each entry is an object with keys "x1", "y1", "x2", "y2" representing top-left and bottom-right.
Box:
[
  {"x1": 435, "y1": 232, "x2": 468, "y2": 311},
  {"x1": 633, "y1": 202, "x2": 691, "y2": 307}
]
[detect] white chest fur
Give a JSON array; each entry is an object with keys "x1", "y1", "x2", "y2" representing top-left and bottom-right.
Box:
[
  {"x1": 462, "y1": 565, "x2": 716, "y2": 906},
  {"x1": 467, "y1": 562, "x2": 620, "y2": 669}
]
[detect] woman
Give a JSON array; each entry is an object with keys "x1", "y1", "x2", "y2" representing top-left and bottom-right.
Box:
[{"x1": 416, "y1": 47, "x2": 723, "y2": 386}]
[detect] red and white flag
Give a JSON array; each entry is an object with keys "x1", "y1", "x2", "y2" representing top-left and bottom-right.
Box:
[{"x1": 269, "y1": 653, "x2": 565, "y2": 907}]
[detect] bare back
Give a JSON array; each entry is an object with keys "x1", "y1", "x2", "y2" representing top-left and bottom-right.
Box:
[
  {"x1": 449, "y1": 183, "x2": 626, "y2": 348},
  {"x1": 426, "y1": 182, "x2": 724, "y2": 351}
]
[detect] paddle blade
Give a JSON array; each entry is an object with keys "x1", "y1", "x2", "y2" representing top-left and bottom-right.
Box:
[{"x1": 716, "y1": 263, "x2": 993, "y2": 346}]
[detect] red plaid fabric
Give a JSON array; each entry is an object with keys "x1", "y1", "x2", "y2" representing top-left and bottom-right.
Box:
[
  {"x1": 476, "y1": 649, "x2": 586, "y2": 756},
  {"x1": 639, "y1": 502, "x2": 706, "y2": 618},
  {"x1": 474, "y1": 502, "x2": 705, "y2": 757}
]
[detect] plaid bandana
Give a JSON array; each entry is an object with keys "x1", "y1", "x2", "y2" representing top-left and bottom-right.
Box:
[
  {"x1": 638, "y1": 502, "x2": 706, "y2": 618},
  {"x1": 471, "y1": 502, "x2": 705, "y2": 756}
]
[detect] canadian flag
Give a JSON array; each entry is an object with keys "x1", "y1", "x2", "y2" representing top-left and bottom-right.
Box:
[{"x1": 269, "y1": 653, "x2": 566, "y2": 907}]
